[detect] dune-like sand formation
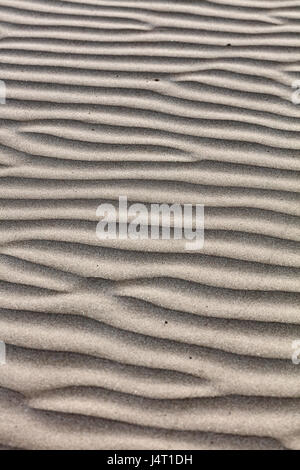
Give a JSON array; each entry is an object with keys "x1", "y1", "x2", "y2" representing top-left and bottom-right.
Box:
[{"x1": 0, "y1": 0, "x2": 299, "y2": 450}]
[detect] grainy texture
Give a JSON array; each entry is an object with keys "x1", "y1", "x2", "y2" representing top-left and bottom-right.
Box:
[{"x1": 0, "y1": 0, "x2": 299, "y2": 450}]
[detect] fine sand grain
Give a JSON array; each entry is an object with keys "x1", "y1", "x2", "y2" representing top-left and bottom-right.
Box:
[{"x1": 0, "y1": 0, "x2": 299, "y2": 450}]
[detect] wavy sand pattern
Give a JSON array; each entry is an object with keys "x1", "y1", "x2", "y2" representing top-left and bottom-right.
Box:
[{"x1": 0, "y1": 0, "x2": 299, "y2": 450}]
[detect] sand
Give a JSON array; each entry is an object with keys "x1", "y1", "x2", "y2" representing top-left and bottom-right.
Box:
[{"x1": 0, "y1": 0, "x2": 299, "y2": 450}]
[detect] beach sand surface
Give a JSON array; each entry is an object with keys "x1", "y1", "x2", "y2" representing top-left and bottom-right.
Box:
[{"x1": 0, "y1": 0, "x2": 299, "y2": 450}]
